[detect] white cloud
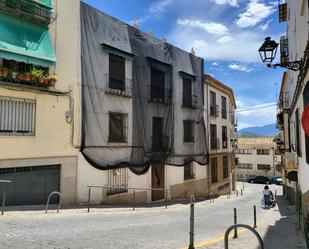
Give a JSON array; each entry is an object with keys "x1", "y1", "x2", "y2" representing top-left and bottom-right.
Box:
[
  {"x1": 235, "y1": 0, "x2": 276, "y2": 28},
  {"x1": 228, "y1": 63, "x2": 253, "y2": 73},
  {"x1": 149, "y1": 0, "x2": 173, "y2": 14},
  {"x1": 211, "y1": 62, "x2": 219, "y2": 66},
  {"x1": 211, "y1": 0, "x2": 239, "y2": 7},
  {"x1": 259, "y1": 19, "x2": 273, "y2": 31},
  {"x1": 217, "y1": 35, "x2": 234, "y2": 44},
  {"x1": 177, "y1": 19, "x2": 229, "y2": 36}
]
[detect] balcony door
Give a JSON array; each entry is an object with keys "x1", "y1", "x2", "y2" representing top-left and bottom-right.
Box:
[{"x1": 152, "y1": 117, "x2": 163, "y2": 152}]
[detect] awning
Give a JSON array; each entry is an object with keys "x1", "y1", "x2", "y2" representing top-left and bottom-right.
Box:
[{"x1": 0, "y1": 12, "x2": 56, "y2": 67}]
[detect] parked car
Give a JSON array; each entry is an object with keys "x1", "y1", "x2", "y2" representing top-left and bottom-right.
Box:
[
  {"x1": 274, "y1": 177, "x2": 282, "y2": 185},
  {"x1": 247, "y1": 176, "x2": 271, "y2": 184}
]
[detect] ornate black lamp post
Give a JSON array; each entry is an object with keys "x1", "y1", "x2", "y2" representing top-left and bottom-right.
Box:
[{"x1": 258, "y1": 37, "x2": 303, "y2": 71}]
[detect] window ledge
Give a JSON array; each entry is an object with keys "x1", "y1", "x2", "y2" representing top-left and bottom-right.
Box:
[{"x1": 105, "y1": 88, "x2": 132, "y2": 98}]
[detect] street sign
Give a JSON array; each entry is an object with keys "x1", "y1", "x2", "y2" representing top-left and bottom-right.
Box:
[{"x1": 301, "y1": 105, "x2": 309, "y2": 136}]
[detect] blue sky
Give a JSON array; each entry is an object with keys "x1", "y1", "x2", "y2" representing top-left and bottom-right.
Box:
[{"x1": 83, "y1": 0, "x2": 285, "y2": 129}]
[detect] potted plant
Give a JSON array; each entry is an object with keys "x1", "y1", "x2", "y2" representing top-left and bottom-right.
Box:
[
  {"x1": 2, "y1": 66, "x2": 9, "y2": 78},
  {"x1": 0, "y1": 65, "x2": 3, "y2": 77},
  {"x1": 30, "y1": 67, "x2": 45, "y2": 85},
  {"x1": 43, "y1": 74, "x2": 49, "y2": 86},
  {"x1": 48, "y1": 74, "x2": 57, "y2": 86},
  {"x1": 25, "y1": 72, "x2": 31, "y2": 82}
]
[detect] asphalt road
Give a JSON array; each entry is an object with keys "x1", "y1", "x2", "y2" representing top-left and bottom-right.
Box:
[{"x1": 0, "y1": 183, "x2": 283, "y2": 249}]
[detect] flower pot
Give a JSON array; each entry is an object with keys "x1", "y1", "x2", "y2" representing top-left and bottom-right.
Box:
[
  {"x1": 49, "y1": 79, "x2": 56, "y2": 86},
  {"x1": 0, "y1": 71, "x2": 3, "y2": 77},
  {"x1": 25, "y1": 74, "x2": 31, "y2": 81},
  {"x1": 2, "y1": 70, "x2": 8, "y2": 78},
  {"x1": 43, "y1": 78, "x2": 49, "y2": 86},
  {"x1": 11, "y1": 72, "x2": 18, "y2": 79}
]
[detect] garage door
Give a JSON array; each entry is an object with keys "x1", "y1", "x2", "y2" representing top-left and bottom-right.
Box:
[{"x1": 0, "y1": 165, "x2": 60, "y2": 206}]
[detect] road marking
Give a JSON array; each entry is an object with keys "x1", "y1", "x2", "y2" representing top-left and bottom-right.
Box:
[{"x1": 179, "y1": 223, "x2": 262, "y2": 249}]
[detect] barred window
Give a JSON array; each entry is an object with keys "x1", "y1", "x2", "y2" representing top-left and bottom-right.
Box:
[
  {"x1": 257, "y1": 149, "x2": 270, "y2": 155},
  {"x1": 235, "y1": 149, "x2": 252, "y2": 154},
  {"x1": 238, "y1": 163, "x2": 253, "y2": 169},
  {"x1": 109, "y1": 112, "x2": 128, "y2": 143},
  {"x1": 108, "y1": 168, "x2": 128, "y2": 195},
  {"x1": 183, "y1": 78, "x2": 192, "y2": 108},
  {"x1": 0, "y1": 97, "x2": 36, "y2": 136},
  {"x1": 150, "y1": 67, "x2": 165, "y2": 102},
  {"x1": 222, "y1": 126, "x2": 228, "y2": 149},
  {"x1": 221, "y1": 96, "x2": 227, "y2": 119},
  {"x1": 184, "y1": 162, "x2": 195, "y2": 180},
  {"x1": 109, "y1": 54, "x2": 125, "y2": 91},
  {"x1": 257, "y1": 164, "x2": 271, "y2": 171}
]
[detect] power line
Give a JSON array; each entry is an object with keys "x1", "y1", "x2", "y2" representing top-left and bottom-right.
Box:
[{"x1": 235, "y1": 104, "x2": 277, "y2": 113}]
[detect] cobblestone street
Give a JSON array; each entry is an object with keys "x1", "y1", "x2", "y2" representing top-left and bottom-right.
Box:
[{"x1": 0, "y1": 183, "x2": 306, "y2": 249}]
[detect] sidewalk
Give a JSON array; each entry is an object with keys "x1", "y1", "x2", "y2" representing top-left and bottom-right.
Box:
[{"x1": 199, "y1": 196, "x2": 307, "y2": 249}]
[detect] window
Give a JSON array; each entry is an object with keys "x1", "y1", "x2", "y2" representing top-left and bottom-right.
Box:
[
  {"x1": 152, "y1": 117, "x2": 168, "y2": 152},
  {"x1": 295, "y1": 108, "x2": 302, "y2": 157},
  {"x1": 184, "y1": 162, "x2": 195, "y2": 180},
  {"x1": 276, "y1": 164, "x2": 282, "y2": 172},
  {"x1": 183, "y1": 120, "x2": 194, "y2": 143},
  {"x1": 257, "y1": 164, "x2": 271, "y2": 171},
  {"x1": 109, "y1": 54, "x2": 125, "y2": 91},
  {"x1": 222, "y1": 126, "x2": 228, "y2": 149},
  {"x1": 108, "y1": 168, "x2": 128, "y2": 195},
  {"x1": 0, "y1": 97, "x2": 36, "y2": 135},
  {"x1": 211, "y1": 157, "x2": 218, "y2": 183},
  {"x1": 150, "y1": 67, "x2": 165, "y2": 103},
  {"x1": 182, "y1": 78, "x2": 192, "y2": 108},
  {"x1": 223, "y1": 155, "x2": 229, "y2": 179},
  {"x1": 109, "y1": 113, "x2": 127, "y2": 142},
  {"x1": 235, "y1": 149, "x2": 252, "y2": 154},
  {"x1": 257, "y1": 149, "x2": 270, "y2": 155},
  {"x1": 221, "y1": 96, "x2": 227, "y2": 119},
  {"x1": 238, "y1": 163, "x2": 253, "y2": 169},
  {"x1": 210, "y1": 124, "x2": 218, "y2": 150},
  {"x1": 210, "y1": 91, "x2": 216, "y2": 116},
  {"x1": 303, "y1": 82, "x2": 309, "y2": 164}
]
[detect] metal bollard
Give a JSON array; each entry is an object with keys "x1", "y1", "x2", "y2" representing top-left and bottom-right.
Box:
[
  {"x1": 188, "y1": 195, "x2": 195, "y2": 249},
  {"x1": 233, "y1": 208, "x2": 238, "y2": 239},
  {"x1": 275, "y1": 190, "x2": 277, "y2": 197},
  {"x1": 254, "y1": 205, "x2": 257, "y2": 228},
  {"x1": 165, "y1": 189, "x2": 168, "y2": 209},
  {"x1": 1, "y1": 185, "x2": 6, "y2": 216},
  {"x1": 87, "y1": 187, "x2": 91, "y2": 213},
  {"x1": 236, "y1": 190, "x2": 239, "y2": 197},
  {"x1": 133, "y1": 189, "x2": 136, "y2": 211},
  {"x1": 241, "y1": 189, "x2": 243, "y2": 196}
]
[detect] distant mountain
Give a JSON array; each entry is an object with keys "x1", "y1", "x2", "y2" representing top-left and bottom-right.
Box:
[{"x1": 237, "y1": 123, "x2": 278, "y2": 137}]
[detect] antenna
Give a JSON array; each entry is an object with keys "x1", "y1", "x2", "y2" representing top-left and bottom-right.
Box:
[
  {"x1": 191, "y1": 47, "x2": 195, "y2": 55},
  {"x1": 131, "y1": 19, "x2": 140, "y2": 29}
]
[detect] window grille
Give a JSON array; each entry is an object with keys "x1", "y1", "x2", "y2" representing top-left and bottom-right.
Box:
[
  {"x1": 238, "y1": 163, "x2": 253, "y2": 169},
  {"x1": 256, "y1": 149, "x2": 270, "y2": 155},
  {"x1": 210, "y1": 124, "x2": 219, "y2": 150},
  {"x1": 150, "y1": 67, "x2": 166, "y2": 103},
  {"x1": 109, "y1": 54, "x2": 125, "y2": 91},
  {"x1": 108, "y1": 168, "x2": 128, "y2": 195},
  {"x1": 210, "y1": 91, "x2": 216, "y2": 116},
  {"x1": 182, "y1": 78, "x2": 193, "y2": 108},
  {"x1": 223, "y1": 155, "x2": 229, "y2": 179},
  {"x1": 0, "y1": 97, "x2": 36, "y2": 135},
  {"x1": 257, "y1": 164, "x2": 271, "y2": 171},
  {"x1": 184, "y1": 162, "x2": 195, "y2": 180},
  {"x1": 108, "y1": 112, "x2": 128, "y2": 143},
  {"x1": 211, "y1": 157, "x2": 218, "y2": 183},
  {"x1": 280, "y1": 36, "x2": 289, "y2": 63},
  {"x1": 183, "y1": 120, "x2": 194, "y2": 143}
]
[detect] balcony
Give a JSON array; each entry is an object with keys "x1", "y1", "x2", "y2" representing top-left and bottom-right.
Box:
[
  {"x1": 278, "y1": 1, "x2": 287, "y2": 23},
  {"x1": 0, "y1": 0, "x2": 53, "y2": 25},
  {"x1": 276, "y1": 111, "x2": 284, "y2": 129},
  {"x1": 149, "y1": 85, "x2": 172, "y2": 105},
  {"x1": 280, "y1": 36, "x2": 289, "y2": 64},
  {"x1": 104, "y1": 74, "x2": 132, "y2": 98},
  {"x1": 0, "y1": 60, "x2": 56, "y2": 89},
  {"x1": 210, "y1": 137, "x2": 220, "y2": 150},
  {"x1": 210, "y1": 104, "x2": 219, "y2": 117}
]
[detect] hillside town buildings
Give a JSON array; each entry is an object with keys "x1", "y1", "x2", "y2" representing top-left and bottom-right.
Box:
[{"x1": 235, "y1": 138, "x2": 282, "y2": 181}]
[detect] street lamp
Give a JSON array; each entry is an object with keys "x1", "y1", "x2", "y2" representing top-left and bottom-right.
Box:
[{"x1": 258, "y1": 37, "x2": 303, "y2": 71}]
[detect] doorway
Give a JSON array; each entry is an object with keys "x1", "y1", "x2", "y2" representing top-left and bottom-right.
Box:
[{"x1": 151, "y1": 163, "x2": 165, "y2": 201}]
